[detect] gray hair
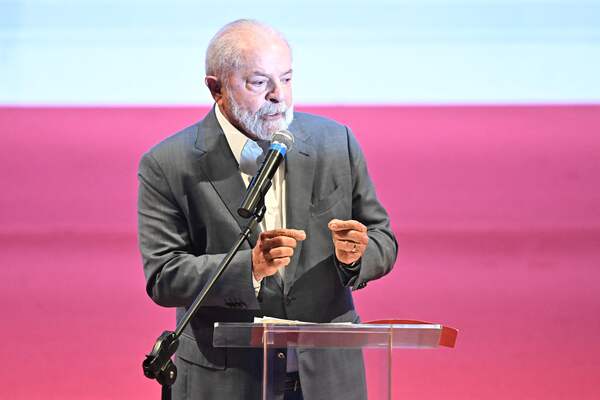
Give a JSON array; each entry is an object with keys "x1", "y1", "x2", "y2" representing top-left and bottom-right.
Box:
[{"x1": 205, "y1": 19, "x2": 291, "y2": 81}]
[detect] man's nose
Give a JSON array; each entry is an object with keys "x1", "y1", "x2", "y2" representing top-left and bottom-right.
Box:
[{"x1": 266, "y1": 82, "x2": 284, "y2": 103}]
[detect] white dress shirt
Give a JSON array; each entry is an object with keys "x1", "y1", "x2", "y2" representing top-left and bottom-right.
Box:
[
  {"x1": 216, "y1": 105, "x2": 303, "y2": 372},
  {"x1": 215, "y1": 104, "x2": 287, "y2": 294}
]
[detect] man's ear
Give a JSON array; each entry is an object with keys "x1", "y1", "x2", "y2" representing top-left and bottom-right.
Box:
[{"x1": 205, "y1": 76, "x2": 222, "y2": 102}]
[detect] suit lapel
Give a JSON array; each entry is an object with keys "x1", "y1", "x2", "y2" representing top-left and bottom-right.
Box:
[
  {"x1": 283, "y1": 129, "x2": 315, "y2": 294},
  {"x1": 193, "y1": 109, "x2": 260, "y2": 247},
  {"x1": 192, "y1": 109, "x2": 315, "y2": 288}
]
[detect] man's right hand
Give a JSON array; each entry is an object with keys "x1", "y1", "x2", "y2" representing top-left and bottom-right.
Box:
[{"x1": 252, "y1": 229, "x2": 306, "y2": 281}]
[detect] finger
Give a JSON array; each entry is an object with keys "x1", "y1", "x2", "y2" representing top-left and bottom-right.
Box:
[
  {"x1": 260, "y1": 229, "x2": 306, "y2": 241},
  {"x1": 334, "y1": 239, "x2": 363, "y2": 253},
  {"x1": 260, "y1": 262, "x2": 288, "y2": 277},
  {"x1": 335, "y1": 251, "x2": 360, "y2": 265},
  {"x1": 261, "y1": 236, "x2": 298, "y2": 251},
  {"x1": 331, "y1": 230, "x2": 369, "y2": 245},
  {"x1": 328, "y1": 219, "x2": 367, "y2": 233},
  {"x1": 268, "y1": 257, "x2": 291, "y2": 269},
  {"x1": 267, "y1": 246, "x2": 294, "y2": 260}
]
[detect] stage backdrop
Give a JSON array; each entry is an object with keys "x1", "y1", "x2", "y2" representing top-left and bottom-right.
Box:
[
  {"x1": 2, "y1": 105, "x2": 599, "y2": 400},
  {"x1": 2, "y1": 1, "x2": 600, "y2": 399}
]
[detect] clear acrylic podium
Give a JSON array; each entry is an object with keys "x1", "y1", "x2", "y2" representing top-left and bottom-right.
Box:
[{"x1": 213, "y1": 319, "x2": 457, "y2": 399}]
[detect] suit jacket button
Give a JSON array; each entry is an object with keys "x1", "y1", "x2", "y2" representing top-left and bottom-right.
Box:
[{"x1": 277, "y1": 352, "x2": 286, "y2": 359}]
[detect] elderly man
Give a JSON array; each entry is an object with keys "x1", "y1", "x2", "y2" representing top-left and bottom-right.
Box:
[{"x1": 138, "y1": 19, "x2": 397, "y2": 400}]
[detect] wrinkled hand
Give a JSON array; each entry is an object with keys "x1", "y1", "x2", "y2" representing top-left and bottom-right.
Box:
[
  {"x1": 252, "y1": 229, "x2": 306, "y2": 281},
  {"x1": 328, "y1": 219, "x2": 369, "y2": 265}
]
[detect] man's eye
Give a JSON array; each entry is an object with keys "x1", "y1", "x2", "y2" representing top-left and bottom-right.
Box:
[
  {"x1": 251, "y1": 80, "x2": 266, "y2": 86},
  {"x1": 282, "y1": 77, "x2": 292, "y2": 84}
]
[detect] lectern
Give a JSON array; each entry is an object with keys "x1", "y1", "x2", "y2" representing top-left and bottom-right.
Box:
[{"x1": 214, "y1": 319, "x2": 457, "y2": 399}]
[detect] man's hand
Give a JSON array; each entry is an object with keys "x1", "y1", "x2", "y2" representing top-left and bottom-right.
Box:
[
  {"x1": 252, "y1": 229, "x2": 306, "y2": 281},
  {"x1": 328, "y1": 219, "x2": 369, "y2": 265}
]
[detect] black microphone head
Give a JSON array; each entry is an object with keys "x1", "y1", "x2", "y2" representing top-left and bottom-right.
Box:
[{"x1": 271, "y1": 130, "x2": 294, "y2": 151}]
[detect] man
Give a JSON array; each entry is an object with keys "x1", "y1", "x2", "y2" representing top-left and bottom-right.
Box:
[{"x1": 138, "y1": 19, "x2": 397, "y2": 400}]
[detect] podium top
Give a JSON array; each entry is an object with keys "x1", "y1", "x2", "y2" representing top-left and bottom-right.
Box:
[{"x1": 213, "y1": 320, "x2": 457, "y2": 349}]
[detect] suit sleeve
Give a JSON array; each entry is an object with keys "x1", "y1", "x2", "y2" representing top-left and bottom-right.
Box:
[
  {"x1": 137, "y1": 151, "x2": 260, "y2": 310},
  {"x1": 339, "y1": 127, "x2": 398, "y2": 290}
]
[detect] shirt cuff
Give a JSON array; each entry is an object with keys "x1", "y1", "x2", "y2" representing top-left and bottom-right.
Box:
[
  {"x1": 340, "y1": 259, "x2": 360, "y2": 271},
  {"x1": 335, "y1": 258, "x2": 361, "y2": 287},
  {"x1": 252, "y1": 273, "x2": 263, "y2": 296}
]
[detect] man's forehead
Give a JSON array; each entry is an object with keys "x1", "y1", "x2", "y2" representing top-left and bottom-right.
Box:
[
  {"x1": 240, "y1": 39, "x2": 290, "y2": 58},
  {"x1": 245, "y1": 68, "x2": 292, "y2": 78},
  {"x1": 249, "y1": 69, "x2": 293, "y2": 76},
  {"x1": 236, "y1": 45, "x2": 292, "y2": 73},
  {"x1": 232, "y1": 28, "x2": 285, "y2": 50}
]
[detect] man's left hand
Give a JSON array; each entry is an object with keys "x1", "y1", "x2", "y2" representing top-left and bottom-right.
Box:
[{"x1": 328, "y1": 219, "x2": 369, "y2": 265}]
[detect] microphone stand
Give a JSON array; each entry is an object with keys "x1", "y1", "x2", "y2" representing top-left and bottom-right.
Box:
[{"x1": 142, "y1": 199, "x2": 267, "y2": 400}]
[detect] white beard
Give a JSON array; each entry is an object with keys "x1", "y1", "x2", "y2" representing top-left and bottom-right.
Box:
[{"x1": 227, "y1": 94, "x2": 294, "y2": 141}]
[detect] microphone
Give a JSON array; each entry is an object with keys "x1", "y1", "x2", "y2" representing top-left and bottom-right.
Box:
[{"x1": 238, "y1": 130, "x2": 294, "y2": 219}]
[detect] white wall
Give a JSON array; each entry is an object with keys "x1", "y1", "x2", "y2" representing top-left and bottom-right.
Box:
[{"x1": 1, "y1": 0, "x2": 599, "y2": 104}]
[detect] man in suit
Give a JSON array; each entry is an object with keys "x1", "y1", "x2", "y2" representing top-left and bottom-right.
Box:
[{"x1": 138, "y1": 19, "x2": 397, "y2": 400}]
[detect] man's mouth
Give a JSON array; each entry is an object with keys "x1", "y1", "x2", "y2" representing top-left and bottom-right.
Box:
[{"x1": 262, "y1": 112, "x2": 283, "y2": 121}]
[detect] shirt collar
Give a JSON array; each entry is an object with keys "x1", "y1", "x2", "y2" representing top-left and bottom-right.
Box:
[{"x1": 215, "y1": 103, "x2": 250, "y2": 167}]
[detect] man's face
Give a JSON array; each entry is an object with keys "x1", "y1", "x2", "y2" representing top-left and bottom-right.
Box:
[{"x1": 218, "y1": 39, "x2": 293, "y2": 140}]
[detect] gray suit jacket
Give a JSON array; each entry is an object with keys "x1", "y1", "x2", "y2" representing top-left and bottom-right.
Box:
[{"x1": 138, "y1": 108, "x2": 397, "y2": 399}]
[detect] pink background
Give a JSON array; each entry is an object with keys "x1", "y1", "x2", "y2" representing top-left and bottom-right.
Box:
[{"x1": 1, "y1": 105, "x2": 599, "y2": 399}]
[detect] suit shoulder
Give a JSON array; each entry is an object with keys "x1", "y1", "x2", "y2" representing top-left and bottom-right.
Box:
[
  {"x1": 290, "y1": 112, "x2": 355, "y2": 151},
  {"x1": 141, "y1": 121, "x2": 200, "y2": 167},
  {"x1": 292, "y1": 111, "x2": 363, "y2": 149},
  {"x1": 292, "y1": 112, "x2": 348, "y2": 133}
]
